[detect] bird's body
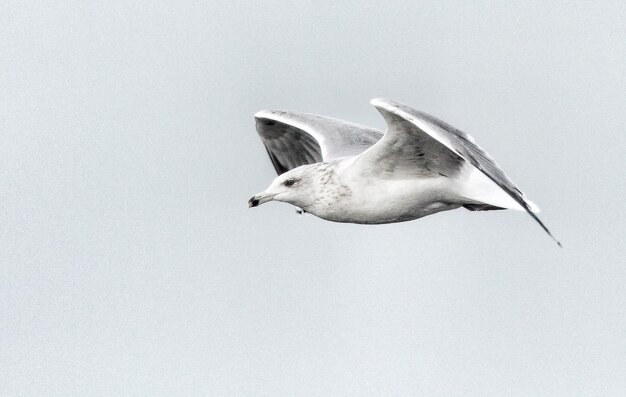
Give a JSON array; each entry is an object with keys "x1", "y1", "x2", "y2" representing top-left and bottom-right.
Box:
[
  {"x1": 249, "y1": 98, "x2": 560, "y2": 245},
  {"x1": 304, "y1": 160, "x2": 460, "y2": 224}
]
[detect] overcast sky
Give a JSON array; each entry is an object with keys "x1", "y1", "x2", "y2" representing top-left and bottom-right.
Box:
[{"x1": 1, "y1": 1, "x2": 625, "y2": 396}]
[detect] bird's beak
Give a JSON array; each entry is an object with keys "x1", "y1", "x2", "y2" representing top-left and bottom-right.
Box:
[{"x1": 248, "y1": 191, "x2": 274, "y2": 208}]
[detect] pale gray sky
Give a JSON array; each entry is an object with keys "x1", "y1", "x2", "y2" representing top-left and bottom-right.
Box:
[{"x1": 1, "y1": 1, "x2": 625, "y2": 396}]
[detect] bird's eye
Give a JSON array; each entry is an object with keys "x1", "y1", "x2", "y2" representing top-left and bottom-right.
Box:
[{"x1": 283, "y1": 178, "x2": 296, "y2": 187}]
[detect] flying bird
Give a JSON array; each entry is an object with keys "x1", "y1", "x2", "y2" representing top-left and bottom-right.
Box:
[{"x1": 249, "y1": 98, "x2": 560, "y2": 246}]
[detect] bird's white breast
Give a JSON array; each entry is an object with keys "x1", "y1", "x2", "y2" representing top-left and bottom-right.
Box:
[{"x1": 308, "y1": 170, "x2": 462, "y2": 224}]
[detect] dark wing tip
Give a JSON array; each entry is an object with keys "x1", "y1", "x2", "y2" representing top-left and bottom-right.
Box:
[{"x1": 518, "y1": 199, "x2": 562, "y2": 247}]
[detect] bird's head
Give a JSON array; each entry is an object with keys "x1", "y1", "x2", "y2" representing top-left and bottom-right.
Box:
[{"x1": 248, "y1": 165, "x2": 315, "y2": 210}]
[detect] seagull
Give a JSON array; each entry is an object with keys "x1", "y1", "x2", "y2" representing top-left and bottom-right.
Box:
[{"x1": 249, "y1": 98, "x2": 560, "y2": 246}]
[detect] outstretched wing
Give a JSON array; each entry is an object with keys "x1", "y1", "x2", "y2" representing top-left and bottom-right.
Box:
[
  {"x1": 355, "y1": 98, "x2": 561, "y2": 246},
  {"x1": 255, "y1": 110, "x2": 383, "y2": 175}
]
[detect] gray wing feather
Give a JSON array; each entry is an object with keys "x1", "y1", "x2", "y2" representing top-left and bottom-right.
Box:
[
  {"x1": 255, "y1": 110, "x2": 383, "y2": 175},
  {"x1": 367, "y1": 98, "x2": 561, "y2": 246},
  {"x1": 355, "y1": 103, "x2": 464, "y2": 179}
]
